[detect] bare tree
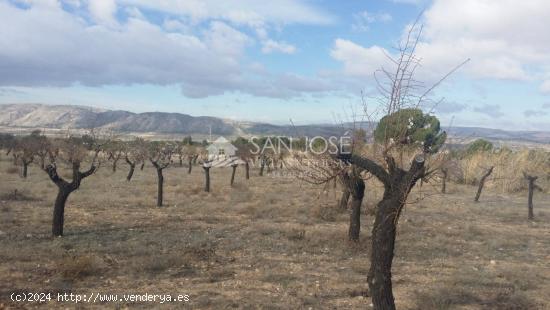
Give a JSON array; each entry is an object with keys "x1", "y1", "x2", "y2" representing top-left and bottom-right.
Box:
[
  {"x1": 12, "y1": 135, "x2": 36, "y2": 178},
  {"x1": 106, "y1": 140, "x2": 123, "y2": 173},
  {"x1": 474, "y1": 166, "x2": 494, "y2": 202},
  {"x1": 148, "y1": 142, "x2": 174, "y2": 207},
  {"x1": 523, "y1": 172, "x2": 539, "y2": 220},
  {"x1": 332, "y1": 20, "x2": 466, "y2": 308},
  {"x1": 123, "y1": 138, "x2": 147, "y2": 182},
  {"x1": 41, "y1": 133, "x2": 104, "y2": 236}
]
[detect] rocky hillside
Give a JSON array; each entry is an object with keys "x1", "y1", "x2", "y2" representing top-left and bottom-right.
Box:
[{"x1": 1, "y1": 103, "x2": 549, "y2": 145}]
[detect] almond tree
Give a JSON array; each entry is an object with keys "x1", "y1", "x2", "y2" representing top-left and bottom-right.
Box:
[
  {"x1": 12, "y1": 135, "x2": 36, "y2": 178},
  {"x1": 106, "y1": 140, "x2": 124, "y2": 172},
  {"x1": 148, "y1": 141, "x2": 174, "y2": 206},
  {"x1": 123, "y1": 138, "x2": 147, "y2": 181},
  {"x1": 42, "y1": 133, "x2": 104, "y2": 236},
  {"x1": 333, "y1": 21, "x2": 465, "y2": 308}
]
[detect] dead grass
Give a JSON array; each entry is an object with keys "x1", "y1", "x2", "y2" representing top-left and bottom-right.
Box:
[{"x1": 0, "y1": 155, "x2": 549, "y2": 309}]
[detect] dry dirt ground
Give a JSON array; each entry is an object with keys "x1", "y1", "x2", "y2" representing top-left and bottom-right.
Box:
[{"x1": 0, "y1": 156, "x2": 549, "y2": 309}]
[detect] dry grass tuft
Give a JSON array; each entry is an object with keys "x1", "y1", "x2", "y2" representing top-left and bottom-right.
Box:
[{"x1": 57, "y1": 255, "x2": 103, "y2": 281}]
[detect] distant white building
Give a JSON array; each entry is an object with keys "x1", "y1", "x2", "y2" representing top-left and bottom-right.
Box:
[{"x1": 207, "y1": 136, "x2": 237, "y2": 160}]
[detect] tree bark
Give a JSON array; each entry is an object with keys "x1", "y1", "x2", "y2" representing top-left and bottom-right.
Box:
[
  {"x1": 203, "y1": 166, "x2": 211, "y2": 192},
  {"x1": 348, "y1": 177, "x2": 365, "y2": 242},
  {"x1": 230, "y1": 164, "x2": 237, "y2": 186},
  {"x1": 156, "y1": 168, "x2": 164, "y2": 207},
  {"x1": 524, "y1": 174, "x2": 538, "y2": 220},
  {"x1": 140, "y1": 161, "x2": 145, "y2": 171},
  {"x1": 259, "y1": 157, "x2": 265, "y2": 176},
  {"x1": 339, "y1": 189, "x2": 350, "y2": 210},
  {"x1": 46, "y1": 162, "x2": 96, "y2": 237},
  {"x1": 368, "y1": 193, "x2": 400, "y2": 309},
  {"x1": 188, "y1": 157, "x2": 193, "y2": 174},
  {"x1": 441, "y1": 168, "x2": 448, "y2": 194},
  {"x1": 52, "y1": 187, "x2": 71, "y2": 237},
  {"x1": 474, "y1": 166, "x2": 494, "y2": 202},
  {"x1": 343, "y1": 153, "x2": 425, "y2": 309},
  {"x1": 127, "y1": 164, "x2": 135, "y2": 181},
  {"x1": 245, "y1": 160, "x2": 250, "y2": 180},
  {"x1": 22, "y1": 162, "x2": 28, "y2": 178}
]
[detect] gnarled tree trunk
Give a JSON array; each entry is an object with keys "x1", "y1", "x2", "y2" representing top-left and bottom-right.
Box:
[
  {"x1": 345, "y1": 154, "x2": 425, "y2": 309},
  {"x1": 127, "y1": 163, "x2": 135, "y2": 181},
  {"x1": 125, "y1": 157, "x2": 136, "y2": 181},
  {"x1": 474, "y1": 166, "x2": 494, "y2": 202},
  {"x1": 348, "y1": 176, "x2": 365, "y2": 242},
  {"x1": 45, "y1": 162, "x2": 96, "y2": 237},
  {"x1": 52, "y1": 187, "x2": 71, "y2": 236}
]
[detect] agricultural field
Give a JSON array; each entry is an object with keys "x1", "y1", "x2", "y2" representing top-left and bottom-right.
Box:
[{"x1": 1, "y1": 154, "x2": 549, "y2": 309}]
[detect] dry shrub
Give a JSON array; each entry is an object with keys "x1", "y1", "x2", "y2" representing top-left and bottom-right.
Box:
[
  {"x1": 457, "y1": 148, "x2": 550, "y2": 193},
  {"x1": 57, "y1": 255, "x2": 102, "y2": 280}
]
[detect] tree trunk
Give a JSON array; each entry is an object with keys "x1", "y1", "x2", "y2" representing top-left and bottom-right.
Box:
[
  {"x1": 52, "y1": 188, "x2": 71, "y2": 237},
  {"x1": 156, "y1": 168, "x2": 164, "y2": 207},
  {"x1": 179, "y1": 156, "x2": 183, "y2": 167},
  {"x1": 259, "y1": 158, "x2": 265, "y2": 176},
  {"x1": 203, "y1": 166, "x2": 210, "y2": 192},
  {"x1": 22, "y1": 162, "x2": 28, "y2": 178},
  {"x1": 441, "y1": 168, "x2": 448, "y2": 194},
  {"x1": 245, "y1": 161, "x2": 250, "y2": 180},
  {"x1": 339, "y1": 189, "x2": 350, "y2": 210},
  {"x1": 140, "y1": 161, "x2": 145, "y2": 171},
  {"x1": 474, "y1": 166, "x2": 494, "y2": 202},
  {"x1": 126, "y1": 164, "x2": 135, "y2": 181},
  {"x1": 112, "y1": 159, "x2": 118, "y2": 172},
  {"x1": 524, "y1": 174, "x2": 538, "y2": 220},
  {"x1": 348, "y1": 177, "x2": 365, "y2": 242},
  {"x1": 230, "y1": 164, "x2": 237, "y2": 186},
  {"x1": 368, "y1": 194, "x2": 400, "y2": 309},
  {"x1": 188, "y1": 158, "x2": 193, "y2": 174}
]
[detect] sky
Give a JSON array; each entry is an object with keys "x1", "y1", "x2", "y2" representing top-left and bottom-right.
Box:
[{"x1": 0, "y1": 0, "x2": 549, "y2": 131}]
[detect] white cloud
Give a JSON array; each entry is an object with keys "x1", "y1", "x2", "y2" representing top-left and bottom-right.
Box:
[
  {"x1": 540, "y1": 80, "x2": 550, "y2": 95},
  {"x1": 88, "y1": 0, "x2": 118, "y2": 26},
  {"x1": 330, "y1": 39, "x2": 391, "y2": 78},
  {"x1": 118, "y1": 0, "x2": 334, "y2": 26},
  {"x1": 0, "y1": 2, "x2": 338, "y2": 98},
  {"x1": 334, "y1": 0, "x2": 550, "y2": 93},
  {"x1": 352, "y1": 10, "x2": 392, "y2": 32},
  {"x1": 261, "y1": 39, "x2": 296, "y2": 54}
]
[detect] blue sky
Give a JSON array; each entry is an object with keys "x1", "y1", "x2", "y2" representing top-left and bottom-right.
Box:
[{"x1": 0, "y1": 0, "x2": 549, "y2": 130}]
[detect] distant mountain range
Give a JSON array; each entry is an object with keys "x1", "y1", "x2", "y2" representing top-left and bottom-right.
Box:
[{"x1": 1, "y1": 103, "x2": 549, "y2": 145}]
